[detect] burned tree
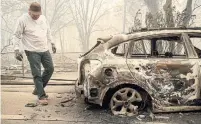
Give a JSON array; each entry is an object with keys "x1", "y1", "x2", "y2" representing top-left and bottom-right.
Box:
[
  {"x1": 181, "y1": 0, "x2": 193, "y2": 27},
  {"x1": 163, "y1": 0, "x2": 175, "y2": 27},
  {"x1": 128, "y1": 0, "x2": 201, "y2": 54}
]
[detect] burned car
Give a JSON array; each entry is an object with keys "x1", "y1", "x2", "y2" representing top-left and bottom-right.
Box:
[{"x1": 75, "y1": 28, "x2": 201, "y2": 116}]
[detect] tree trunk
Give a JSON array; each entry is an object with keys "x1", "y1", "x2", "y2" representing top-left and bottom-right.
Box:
[
  {"x1": 177, "y1": 0, "x2": 193, "y2": 53},
  {"x1": 163, "y1": 0, "x2": 175, "y2": 52},
  {"x1": 44, "y1": 0, "x2": 47, "y2": 17},
  {"x1": 182, "y1": 0, "x2": 193, "y2": 27},
  {"x1": 59, "y1": 30, "x2": 64, "y2": 67},
  {"x1": 81, "y1": 36, "x2": 89, "y2": 52},
  {"x1": 144, "y1": 0, "x2": 159, "y2": 28},
  {"x1": 163, "y1": 0, "x2": 174, "y2": 27},
  {"x1": 123, "y1": 0, "x2": 127, "y2": 33}
]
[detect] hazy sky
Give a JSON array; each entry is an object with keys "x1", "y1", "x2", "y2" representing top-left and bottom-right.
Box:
[{"x1": 1, "y1": 0, "x2": 201, "y2": 52}]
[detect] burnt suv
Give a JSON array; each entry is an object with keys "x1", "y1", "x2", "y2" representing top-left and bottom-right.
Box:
[{"x1": 75, "y1": 28, "x2": 201, "y2": 116}]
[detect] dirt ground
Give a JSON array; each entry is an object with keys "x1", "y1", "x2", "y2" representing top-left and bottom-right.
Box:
[{"x1": 1, "y1": 85, "x2": 201, "y2": 124}]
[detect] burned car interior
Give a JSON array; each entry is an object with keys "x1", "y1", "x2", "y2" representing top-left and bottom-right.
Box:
[
  {"x1": 128, "y1": 36, "x2": 186, "y2": 58},
  {"x1": 194, "y1": 46, "x2": 201, "y2": 58},
  {"x1": 75, "y1": 28, "x2": 201, "y2": 116}
]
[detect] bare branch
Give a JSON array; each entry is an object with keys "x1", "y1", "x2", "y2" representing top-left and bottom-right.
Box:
[
  {"x1": 193, "y1": 4, "x2": 201, "y2": 12},
  {"x1": 50, "y1": 0, "x2": 67, "y2": 25},
  {"x1": 1, "y1": 16, "x2": 13, "y2": 33},
  {"x1": 90, "y1": 9, "x2": 109, "y2": 32},
  {"x1": 90, "y1": 0, "x2": 104, "y2": 29},
  {"x1": 1, "y1": 29, "x2": 13, "y2": 34},
  {"x1": 70, "y1": 0, "x2": 108, "y2": 51},
  {"x1": 91, "y1": 26, "x2": 115, "y2": 33},
  {"x1": 88, "y1": 0, "x2": 96, "y2": 29},
  {"x1": 53, "y1": 20, "x2": 73, "y2": 35},
  {"x1": 1, "y1": 44, "x2": 12, "y2": 53}
]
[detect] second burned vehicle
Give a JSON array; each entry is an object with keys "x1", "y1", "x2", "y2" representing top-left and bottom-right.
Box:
[{"x1": 75, "y1": 28, "x2": 201, "y2": 116}]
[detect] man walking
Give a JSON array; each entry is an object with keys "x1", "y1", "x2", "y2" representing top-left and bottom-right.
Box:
[{"x1": 13, "y1": 2, "x2": 56, "y2": 105}]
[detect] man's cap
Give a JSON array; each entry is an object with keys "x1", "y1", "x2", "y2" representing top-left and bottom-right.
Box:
[{"x1": 29, "y1": 2, "x2": 41, "y2": 14}]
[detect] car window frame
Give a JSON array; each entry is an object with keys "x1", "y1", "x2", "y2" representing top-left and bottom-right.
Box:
[
  {"x1": 109, "y1": 41, "x2": 129, "y2": 58},
  {"x1": 128, "y1": 39, "x2": 151, "y2": 58},
  {"x1": 126, "y1": 33, "x2": 196, "y2": 59},
  {"x1": 187, "y1": 33, "x2": 201, "y2": 58},
  {"x1": 182, "y1": 33, "x2": 198, "y2": 58}
]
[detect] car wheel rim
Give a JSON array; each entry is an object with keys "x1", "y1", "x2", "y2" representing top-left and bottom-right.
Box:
[{"x1": 110, "y1": 87, "x2": 142, "y2": 116}]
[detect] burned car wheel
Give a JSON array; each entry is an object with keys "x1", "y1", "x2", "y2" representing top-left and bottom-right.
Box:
[{"x1": 110, "y1": 87, "x2": 142, "y2": 116}]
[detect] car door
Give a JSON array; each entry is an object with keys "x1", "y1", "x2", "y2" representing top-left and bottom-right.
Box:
[{"x1": 126, "y1": 33, "x2": 201, "y2": 107}]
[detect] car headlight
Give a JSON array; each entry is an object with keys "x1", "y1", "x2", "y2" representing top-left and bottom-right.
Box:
[{"x1": 104, "y1": 68, "x2": 113, "y2": 77}]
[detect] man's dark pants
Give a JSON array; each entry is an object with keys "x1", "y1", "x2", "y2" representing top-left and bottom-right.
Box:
[{"x1": 25, "y1": 50, "x2": 54, "y2": 100}]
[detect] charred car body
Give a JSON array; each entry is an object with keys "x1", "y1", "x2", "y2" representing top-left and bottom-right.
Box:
[{"x1": 75, "y1": 28, "x2": 201, "y2": 116}]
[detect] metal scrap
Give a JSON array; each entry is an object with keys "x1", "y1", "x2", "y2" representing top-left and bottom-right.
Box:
[{"x1": 60, "y1": 97, "x2": 74, "y2": 103}]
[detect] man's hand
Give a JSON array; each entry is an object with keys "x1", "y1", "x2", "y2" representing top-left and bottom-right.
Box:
[
  {"x1": 51, "y1": 43, "x2": 56, "y2": 54},
  {"x1": 15, "y1": 50, "x2": 23, "y2": 61}
]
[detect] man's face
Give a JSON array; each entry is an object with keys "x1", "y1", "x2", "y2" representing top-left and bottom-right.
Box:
[{"x1": 29, "y1": 11, "x2": 41, "y2": 20}]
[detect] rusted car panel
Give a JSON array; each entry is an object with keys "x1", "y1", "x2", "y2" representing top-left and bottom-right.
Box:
[
  {"x1": 127, "y1": 59, "x2": 200, "y2": 107},
  {"x1": 75, "y1": 28, "x2": 201, "y2": 115}
]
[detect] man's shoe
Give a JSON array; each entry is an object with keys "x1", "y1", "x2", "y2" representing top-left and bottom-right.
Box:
[{"x1": 38, "y1": 98, "x2": 48, "y2": 106}]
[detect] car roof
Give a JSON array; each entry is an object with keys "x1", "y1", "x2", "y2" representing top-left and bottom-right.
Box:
[
  {"x1": 103, "y1": 28, "x2": 201, "y2": 49},
  {"x1": 127, "y1": 27, "x2": 201, "y2": 33}
]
